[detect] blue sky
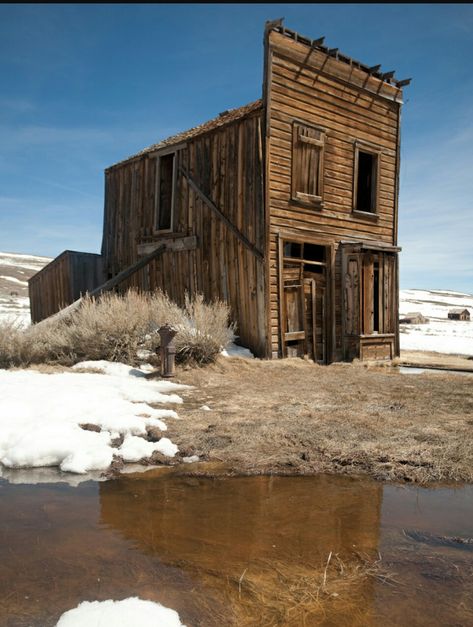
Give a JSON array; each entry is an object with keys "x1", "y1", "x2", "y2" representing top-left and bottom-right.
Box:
[{"x1": 0, "y1": 4, "x2": 472, "y2": 292}]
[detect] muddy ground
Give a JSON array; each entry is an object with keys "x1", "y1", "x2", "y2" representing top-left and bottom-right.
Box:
[{"x1": 160, "y1": 353, "x2": 473, "y2": 484}]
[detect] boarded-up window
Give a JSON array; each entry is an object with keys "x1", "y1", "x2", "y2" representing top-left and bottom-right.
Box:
[
  {"x1": 291, "y1": 122, "x2": 325, "y2": 206},
  {"x1": 155, "y1": 153, "x2": 176, "y2": 231},
  {"x1": 353, "y1": 144, "x2": 380, "y2": 214}
]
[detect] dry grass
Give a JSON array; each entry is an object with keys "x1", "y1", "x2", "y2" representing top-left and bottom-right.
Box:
[
  {"x1": 200, "y1": 552, "x2": 393, "y2": 626},
  {"x1": 170, "y1": 357, "x2": 473, "y2": 484},
  {"x1": 0, "y1": 290, "x2": 235, "y2": 368}
]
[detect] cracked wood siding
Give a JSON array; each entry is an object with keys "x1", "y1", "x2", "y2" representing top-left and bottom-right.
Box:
[
  {"x1": 101, "y1": 111, "x2": 267, "y2": 356},
  {"x1": 266, "y1": 30, "x2": 401, "y2": 359}
]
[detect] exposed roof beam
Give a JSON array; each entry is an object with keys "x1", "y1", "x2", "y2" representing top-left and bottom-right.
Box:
[{"x1": 368, "y1": 64, "x2": 381, "y2": 74}]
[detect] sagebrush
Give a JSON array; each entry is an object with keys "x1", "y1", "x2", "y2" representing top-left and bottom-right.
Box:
[{"x1": 0, "y1": 290, "x2": 235, "y2": 368}]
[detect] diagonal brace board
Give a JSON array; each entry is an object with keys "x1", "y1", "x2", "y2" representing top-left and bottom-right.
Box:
[{"x1": 179, "y1": 165, "x2": 264, "y2": 262}]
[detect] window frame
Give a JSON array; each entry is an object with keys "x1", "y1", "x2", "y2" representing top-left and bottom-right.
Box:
[
  {"x1": 352, "y1": 141, "x2": 381, "y2": 217},
  {"x1": 291, "y1": 121, "x2": 326, "y2": 208},
  {"x1": 154, "y1": 148, "x2": 177, "y2": 234}
]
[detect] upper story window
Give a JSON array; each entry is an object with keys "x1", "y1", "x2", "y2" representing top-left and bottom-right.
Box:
[
  {"x1": 155, "y1": 152, "x2": 176, "y2": 232},
  {"x1": 291, "y1": 122, "x2": 325, "y2": 207},
  {"x1": 353, "y1": 143, "x2": 380, "y2": 215}
]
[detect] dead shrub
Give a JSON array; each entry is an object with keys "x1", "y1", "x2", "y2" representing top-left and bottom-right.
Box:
[{"x1": 0, "y1": 289, "x2": 235, "y2": 368}]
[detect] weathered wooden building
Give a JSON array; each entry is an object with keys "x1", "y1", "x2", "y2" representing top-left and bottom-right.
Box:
[
  {"x1": 399, "y1": 312, "x2": 428, "y2": 325},
  {"x1": 30, "y1": 20, "x2": 409, "y2": 362},
  {"x1": 448, "y1": 309, "x2": 470, "y2": 321}
]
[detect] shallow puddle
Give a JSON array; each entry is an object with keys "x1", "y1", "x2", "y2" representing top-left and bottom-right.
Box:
[{"x1": 1, "y1": 469, "x2": 473, "y2": 626}]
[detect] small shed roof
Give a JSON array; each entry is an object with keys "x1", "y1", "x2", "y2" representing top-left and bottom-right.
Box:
[
  {"x1": 107, "y1": 99, "x2": 263, "y2": 171},
  {"x1": 449, "y1": 308, "x2": 470, "y2": 314}
]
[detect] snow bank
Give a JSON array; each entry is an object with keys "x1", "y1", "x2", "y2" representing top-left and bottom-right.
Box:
[
  {"x1": 221, "y1": 342, "x2": 254, "y2": 359},
  {"x1": 56, "y1": 597, "x2": 186, "y2": 627},
  {"x1": 0, "y1": 362, "x2": 188, "y2": 474}
]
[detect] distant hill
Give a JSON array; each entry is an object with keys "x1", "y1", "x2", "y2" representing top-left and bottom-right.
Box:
[{"x1": 0, "y1": 252, "x2": 52, "y2": 326}]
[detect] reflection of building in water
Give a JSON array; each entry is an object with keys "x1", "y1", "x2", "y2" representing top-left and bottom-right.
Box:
[{"x1": 99, "y1": 473, "x2": 383, "y2": 573}]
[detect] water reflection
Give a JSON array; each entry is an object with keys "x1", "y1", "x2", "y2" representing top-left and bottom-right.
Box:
[
  {"x1": 99, "y1": 472, "x2": 383, "y2": 625},
  {"x1": 1, "y1": 470, "x2": 473, "y2": 626}
]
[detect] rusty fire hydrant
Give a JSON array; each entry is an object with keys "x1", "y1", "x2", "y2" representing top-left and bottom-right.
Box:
[{"x1": 158, "y1": 324, "x2": 178, "y2": 378}]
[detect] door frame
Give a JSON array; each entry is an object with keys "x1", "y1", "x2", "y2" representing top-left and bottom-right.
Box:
[{"x1": 277, "y1": 233, "x2": 335, "y2": 363}]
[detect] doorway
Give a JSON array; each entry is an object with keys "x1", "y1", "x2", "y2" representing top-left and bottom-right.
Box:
[{"x1": 279, "y1": 239, "x2": 328, "y2": 363}]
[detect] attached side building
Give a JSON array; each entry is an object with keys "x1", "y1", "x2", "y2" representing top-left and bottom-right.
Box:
[
  {"x1": 29, "y1": 251, "x2": 104, "y2": 323},
  {"x1": 30, "y1": 20, "x2": 409, "y2": 362}
]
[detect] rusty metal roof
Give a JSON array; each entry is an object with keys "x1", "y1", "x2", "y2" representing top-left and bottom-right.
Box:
[{"x1": 107, "y1": 99, "x2": 263, "y2": 170}]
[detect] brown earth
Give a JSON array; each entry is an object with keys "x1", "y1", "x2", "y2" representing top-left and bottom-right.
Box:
[
  {"x1": 161, "y1": 355, "x2": 473, "y2": 484},
  {"x1": 399, "y1": 349, "x2": 473, "y2": 372}
]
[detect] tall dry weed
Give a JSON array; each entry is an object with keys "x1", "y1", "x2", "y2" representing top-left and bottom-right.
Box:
[{"x1": 0, "y1": 289, "x2": 235, "y2": 368}]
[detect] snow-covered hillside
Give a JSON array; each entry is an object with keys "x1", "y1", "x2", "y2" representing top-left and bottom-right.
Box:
[
  {"x1": 0, "y1": 252, "x2": 51, "y2": 326},
  {"x1": 400, "y1": 289, "x2": 473, "y2": 356}
]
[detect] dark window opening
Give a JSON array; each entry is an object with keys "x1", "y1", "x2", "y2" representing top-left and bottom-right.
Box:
[
  {"x1": 304, "y1": 243, "x2": 325, "y2": 274},
  {"x1": 304, "y1": 263, "x2": 324, "y2": 274},
  {"x1": 304, "y1": 243, "x2": 325, "y2": 263},
  {"x1": 284, "y1": 242, "x2": 302, "y2": 259},
  {"x1": 157, "y1": 153, "x2": 175, "y2": 231},
  {"x1": 356, "y1": 150, "x2": 377, "y2": 213},
  {"x1": 373, "y1": 260, "x2": 380, "y2": 332}
]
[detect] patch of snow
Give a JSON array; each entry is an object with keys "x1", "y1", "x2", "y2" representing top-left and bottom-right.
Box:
[
  {"x1": 221, "y1": 342, "x2": 255, "y2": 359},
  {"x1": 155, "y1": 437, "x2": 179, "y2": 457},
  {"x1": 183, "y1": 455, "x2": 200, "y2": 464},
  {"x1": 200, "y1": 405, "x2": 211, "y2": 411},
  {"x1": 55, "y1": 597, "x2": 186, "y2": 627},
  {"x1": 0, "y1": 363, "x2": 185, "y2": 474},
  {"x1": 137, "y1": 349, "x2": 154, "y2": 360},
  {"x1": 0, "y1": 251, "x2": 52, "y2": 272},
  {"x1": 0, "y1": 275, "x2": 28, "y2": 285},
  {"x1": 119, "y1": 434, "x2": 166, "y2": 462}
]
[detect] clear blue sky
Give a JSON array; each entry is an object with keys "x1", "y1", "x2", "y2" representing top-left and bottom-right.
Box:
[{"x1": 1, "y1": 4, "x2": 472, "y2": 292}]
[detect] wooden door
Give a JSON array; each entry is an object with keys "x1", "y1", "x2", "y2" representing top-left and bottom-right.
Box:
[
  {"x1": 304, "y1": 273, "x2": 326, "y2": 364},
  {"x1": 279, "y1": 238, "x2": 329, "y2": 361}
]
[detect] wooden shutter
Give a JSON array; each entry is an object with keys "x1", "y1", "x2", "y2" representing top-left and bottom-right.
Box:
[
  {"x1": 362, "y1": 254, "x2": 374, "y2": 334},
  {"x1": 344, "y1": 256, "x2": 360, "y2": 336},
  {"x1": 292, "y1": 123, "x2": 325, "y2": 205},
  {"x1": 383, "y1": 254, "x2": 396, "y2": 333}
]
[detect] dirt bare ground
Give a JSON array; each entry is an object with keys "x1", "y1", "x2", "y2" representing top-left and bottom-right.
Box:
[
  {"x1": 161, "y1": 356, "x2": 473, "y2": 484},
  {"x1": 399, "y1": 349, "x2": 473, "y2": 372}
]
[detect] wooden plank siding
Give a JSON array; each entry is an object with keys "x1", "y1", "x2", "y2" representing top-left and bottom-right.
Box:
[
  {"x1": 265, "y1": 30, "x2": 402, "y2": 359},
  {"x1": 29, "y1": 251, "x2": 104, "y2": 323},
  {"x1": 101, "y1": 111, "x2": 267, "y2": 357}
]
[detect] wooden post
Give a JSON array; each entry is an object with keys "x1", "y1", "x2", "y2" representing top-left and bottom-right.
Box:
[{"x1": 158, "y1": 324, "x2": 178, "y2": 378}]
